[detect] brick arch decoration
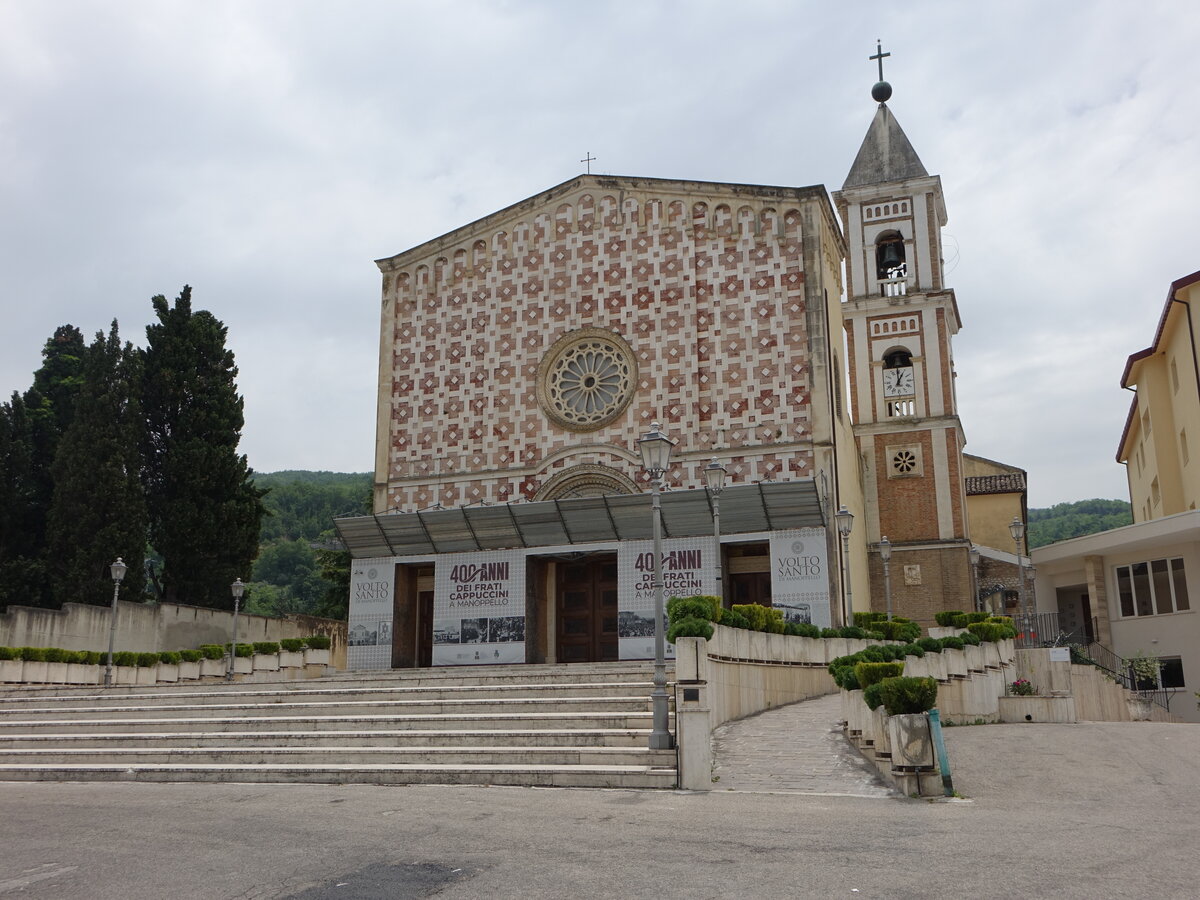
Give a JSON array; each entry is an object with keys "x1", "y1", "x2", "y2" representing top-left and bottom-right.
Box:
[{"x1": 534, "y1": 463, "x2": 640, "y2": 501}]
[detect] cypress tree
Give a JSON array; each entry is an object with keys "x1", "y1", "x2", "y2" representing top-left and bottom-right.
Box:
[
  {"x1": 45, "y1": 322, "x2": 147, "y2": 605},
  {"x1": 142, "y1": 287, "x2": 265, "y2": 608}
]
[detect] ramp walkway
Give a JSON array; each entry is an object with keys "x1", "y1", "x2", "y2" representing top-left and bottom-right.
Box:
[{"x1": 711, "y1": 693, "x2": 897, "y2": 797}]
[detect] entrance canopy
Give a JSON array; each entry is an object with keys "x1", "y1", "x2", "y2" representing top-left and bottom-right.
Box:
[{"x1": 335, "y1": 479, "x2": 825, "y2": 559}]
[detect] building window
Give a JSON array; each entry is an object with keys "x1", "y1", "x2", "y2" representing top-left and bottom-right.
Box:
[
  {"x1": 1171, "y1": 358, "x2": 1180, "y2": 394},
  {"x1": 1159, "y1": 656, "x2": 1185, "y2": 688},
  {"x1": 1143, "y1": 410, "x2": 1152, "y2": 436},
  {"x1": 1116, "y1": 557, "x2": 1190, "y2": 617},
  {"x1": 1182, "y1": 430, "x2": 1189, "y2": 466},
  {"x1": 1151, "y1": 477, "x2": 1161, "y2": 508}
]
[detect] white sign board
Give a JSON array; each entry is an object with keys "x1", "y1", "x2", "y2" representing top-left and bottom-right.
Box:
[
  {"x1": 1049, "y1": 647, "x2": 1071, "y2": 663},
  {"x1": 769, "y1": 528, "x2": 832, "y2": 628},
  {"x1": 347, "y1": 559, "x2": 396, "y2": 671},
  {"x1": 617, "y1": 536, "x2": 716, "y2": 660},
  {"x1": 433, "y1": 550, "x2": 526, "y2": 665}
]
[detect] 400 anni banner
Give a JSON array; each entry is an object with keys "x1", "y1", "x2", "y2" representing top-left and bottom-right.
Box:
[
  {"x1": 617, "y1": 537, "x2": 716, "y2": 660},
  {"x1": 433, "y1": 550, "x2": 526, "y2": 665}
]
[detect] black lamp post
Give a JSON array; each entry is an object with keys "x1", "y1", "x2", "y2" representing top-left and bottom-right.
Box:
[
  {"x1": 704, "y1": 458, "x2": 727, "y2": 602},
  {"x1": 638, "y1": 422, "x2": 676, "y2": 751},
  {"x1": 104, "y1": 558, "x2": 128, "y2": 688}
]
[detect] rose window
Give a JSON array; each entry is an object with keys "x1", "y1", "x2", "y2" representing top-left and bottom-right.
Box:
[
  {"x1": 892, "y1": 450, "x2": 917, "y2": 474},
  {"x1": 537, "y1": 328, "x2": 636, "y2": 431}
]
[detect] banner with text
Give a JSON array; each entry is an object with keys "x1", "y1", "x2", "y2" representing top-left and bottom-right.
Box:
[
  {"x1": 617, "y1": 537, "x2": 716, "y2": 660},
  {"x1": 433, "y1": 550, "x2": 526, "y2": 665},
  {"x1": 769, "y1": 528, "x2": 832, "y2": 628},
  {"x1": 347, "y1": 559, "x2": 396, "y2": 670}
]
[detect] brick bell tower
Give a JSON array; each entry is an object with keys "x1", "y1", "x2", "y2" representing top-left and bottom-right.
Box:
[{"x1": 833, "y1": 44, "x2": 973, "y2": 625}]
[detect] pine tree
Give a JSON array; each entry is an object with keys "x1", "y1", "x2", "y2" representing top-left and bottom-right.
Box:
[
  {"x1": 0, "y1": 326, "x2": 86, "y2": 609},
  {"x1": 142, "y1": 287, "x2": 265, "y2": 608},
  {"x1": 45, "y1": 322, "x2": 147, "y2": 605}
]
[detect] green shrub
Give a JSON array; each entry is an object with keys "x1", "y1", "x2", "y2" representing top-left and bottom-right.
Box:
[
  {"x1": 784, "y1": 622, "x2": 821, "y2": 638},
  {"x1": 280, "y1": 638, "x2": 306, "y2": 652},
  {"x1": 763, "y1": 608, "x2": 785, "y2": 634},
  {"x1": 876, "y1": 619, "x2": 921, "y2": 643},
  {"x1": 304, "y1": 635, "x2": 332, "y2": 650},
  {"x1": 179, "y1": 649, "x2": 203, "y2": 663},
  {"x1": 721, "y1": 609, "x2": 751, "y2": 630},
  {"x1": 950, "y1": 613, "x2": 971, "y2": 628},
  {"x1": 43, "y1": 647, "x2": 67, "y2": 663},
  {"x1": 18, "y1": 647, "x2": 47, "y2": 662},
  {"x1": 960, "y1": 632, "x2": 981, "y2": 646},
  {"x1": 667, "y1": 595, "x2": 721, "y2": 624},
  {"x1": 83, "y1": 651, "x2": 102, "y2": 665},
  {"x1": 877, "y1": 676, "x2": 938, "y2": 716},
  {"x1": 854, "y1": 661, "x2": 905, "y2": 689},
  {"x1": 968, "y1": 621, "x2": 1013, "y2": 642},
  {"x1": 901, "y1": 643, "x2": 925, "y2": 658},
  {"x1": 820, "y1": 627, "x2": 840, "y2": 638},
  {"x1": 136, "y1": 652, "x2": 159, "y2": 667},
  {"x1": 0, "y1": 646, "x2": 14, "y2": 660},
  {"x1": 731, "y1": 604, "x2": 768, "y2": 632},
  {"x1": 252, "y1": 642, "x2": 281, "y2": 655},
  {"x1": 853, "y1": 611, "x2": 886, "y2": 628},
  {"x1": 940, "y1": 636, "x2": 965, "y2": 651},
  {"x1": 836, "y1": 666, "x2": 861, "y2": 691},
  {"x1": 934, "y1": 611, "x2": 963, "y2": 627},
  {"x1": 839, "y1": 625, "x2": 865, "y2": 639},
  {"x1": 233, "y1": 643, "x2": 253, "y2": 658},
  {"x1": 863, "y1": 682, "x2": 885, "y2": 710},
  {"x1": 861, "y1": 645, "x2": 888, "y2": 662},
  {"x1": 667, "y1": 617, "x2": 714, "y2": 643},
  {"x1": 199, "y1": 644, "x2": 225, "y2": 660},
  {"x1": 917, "y1": 636, "x2": 943, "y2": 653},
  {"x1": 112, "y1": 651, "x2": 138, "y2": 667},
  {"x1": 965, "y1": 612, "x2": 990, "y2": 624},
  {"x1": 158, "y1": 651, "x2": 182, "y2": 665}
]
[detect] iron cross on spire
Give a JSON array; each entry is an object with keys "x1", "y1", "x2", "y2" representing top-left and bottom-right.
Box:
[
  {"x1": 581, "y1": 151, "x2": 596, "y2": 174},
  {"x1": 870, "y1": 40, "x2": 890, "y2": 81}
]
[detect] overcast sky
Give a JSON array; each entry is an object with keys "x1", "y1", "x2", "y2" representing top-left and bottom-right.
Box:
[{"x1": 2, "y1": 1, "x2": 1198, "y2": 508}]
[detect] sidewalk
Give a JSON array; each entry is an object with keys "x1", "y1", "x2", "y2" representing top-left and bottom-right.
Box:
[{"x1": 709, "y1": 692, "x2": 898, "y2": 797}]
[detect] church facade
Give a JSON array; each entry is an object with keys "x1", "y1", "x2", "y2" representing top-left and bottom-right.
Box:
[{"x1": 337, "y1": 78, "x2": 1013, "y2": 670}]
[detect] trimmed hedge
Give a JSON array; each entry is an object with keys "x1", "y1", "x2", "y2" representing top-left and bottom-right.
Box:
[
  {"x1": 280, "y1": 638, "x2": 306, "y2": 653},
  {"x1": 252, "y1": 642, "x2": 281, "y2": 655},
  {"x1": 18, "y1": 647, "x2": 47, "y2": 662},
  {"x1": 304, "y1": 635, "x2": 332, "y2": 650},
  {"x1": 877, "y1": 676, "x2": 938, "y2": 716},
  {"x1": 0, "y1": 647, "x2": 15, "y2": 660},
  {"x1": 940, "y1": 635, "x2": 965, "y2": 651},
  {"x1": 863, "y1": 682, "x2": 885, "y2": 711},
  {"x1": 158, "y1": 651, "x2": 182, "y2": 665},
  {"x1": 934, "y1": 610, "x2": 963, "y2": 627},
  {"x1": 179, "y1": 649, "x2": 203, "y2": 663},
  {"x1": 667, "y1": 616, "x2": 714, "y2": 642},
  {"x1": 854, "y1": 661, "x2": 905, "y2": 689},
  {"x1": 917, "y1": 637, "x2": 943, "y2": 653},
  {"x1": 200, "y1": 644, "x2": 226, "y2": 660}
]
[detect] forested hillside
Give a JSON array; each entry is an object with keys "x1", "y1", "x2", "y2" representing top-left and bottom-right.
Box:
[
  {"x1": 1027, "y1": 498, "x2": 1132, "y2": 548},
  {"x1": 247, "y1": 471, "x2": 371, "y2": 620}
]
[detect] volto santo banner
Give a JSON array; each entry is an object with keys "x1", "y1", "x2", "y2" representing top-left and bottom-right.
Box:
[
  {"x1": 617, "y1": 536, "x2": 716, "y2": 660},
  {"x1": 433, "y1": 550, "x2": 526, "y2": 665},
  {"x1": 769, "y1": 528, "x2": 832, "y2": 628},
  {"x1": 347, "y1": 559, "x2": 396, "y2": 671}
]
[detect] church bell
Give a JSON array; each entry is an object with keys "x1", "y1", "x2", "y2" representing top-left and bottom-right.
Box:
[{"x1": 878, "y1": 240, "x2": 904, "y2": 274}]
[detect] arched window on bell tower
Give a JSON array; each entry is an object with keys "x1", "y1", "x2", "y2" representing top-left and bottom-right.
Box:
[
  {"x1": 875, "y1": 231, "x2": 906, "y2": 296},
  {"x1": 882, "y1": 347, "x2": 915, "y2": 417}
]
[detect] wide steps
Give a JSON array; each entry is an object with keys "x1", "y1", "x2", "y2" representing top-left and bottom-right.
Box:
[{"x1": 0, "y1": 663, "x2": 677, "y2": 788}]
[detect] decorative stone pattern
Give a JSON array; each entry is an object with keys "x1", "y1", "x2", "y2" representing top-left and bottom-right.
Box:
[{"x1": 376, "y1": 178, "x2": 832, "y2": 510}]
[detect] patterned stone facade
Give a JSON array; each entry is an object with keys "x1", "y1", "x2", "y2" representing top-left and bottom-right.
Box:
[{"x1": 374, "y1": 176, "x2": 845, "y2": 513}]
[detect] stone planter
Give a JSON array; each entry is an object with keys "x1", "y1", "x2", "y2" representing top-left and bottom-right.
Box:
[
  {"x1": 964, "y1": 644, "x2": 986, "y2": 672},
  {"x1": 178, "y1": 661, "x2": 201, "y2": 680},
  {"x1": 157, "y1": 663, "x2": 179, "y2": 683},
  {"x1": 115, "y1": 666, "x2": 139, "y2": 685},
  {"x1": 232, "y1": 656, "x2": 253, "y2": 675},
  {"x1": 44, "y1": 661, "x2": 69, "y2": 684},
  {"x1": 983, "y1": 641, "x2": 1003, "y2": 669},
  {"x1": 199, "y1": 658, "x2": 226, "y2": 678},
  {"x1": 66, "y1": 663, "x2": 100, "y2": 685},
  {"x1": 887, "y1": 713, "x2": 934, "y2": 769},
  {"x1": 925, "y1": 652, "x2": 948, "y2": 682},
  {"x1": 0, "y1": 659, "x2": 23, "y2": 682},
  {"x1": 21, "y1": 660, "x2": 48, "y2": 683},
  {"x1": 943, "y1": 648, "x2": 968, "y2": 679},
  {"x1": 278, "y1": 650, "x2": 304, "y2": 669},
  {"x1": 871, "y1": 707, "x2": 892, "y2": 759},
  {"x1": 253, "y1": 653, "x2": 280, "y2": 672},
  {"x1": 135, "y1": 666, "x2": 157, "y2": 685},
  {"x1": 902, "y1": 655, "x2": 928, "y2": 679},
  {"x1": 928, "y1": 627, "x2": 967, "y2": 639},
  {"x1": 303, "y1": 648, "x2": 330, "y2": 666},
  {"x1": 1126, "y1": 696, "x2": 1153, "y2": 721}
]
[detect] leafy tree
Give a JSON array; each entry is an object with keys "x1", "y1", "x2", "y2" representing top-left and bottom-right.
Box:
[
  {"x1": 45, "y1": 322, "x2": 147, "y2": 605},
  {"x1": 1028, "y1": 499, "x2": 1133, "y2": 548},
  {"x1": 142, "y1": 287, "x2": 265, "y2": 608}
]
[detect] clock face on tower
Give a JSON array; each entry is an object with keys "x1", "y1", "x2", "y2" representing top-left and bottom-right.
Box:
[{"x1": 882, "y1": 366, "x2": 915, "y2": 398}]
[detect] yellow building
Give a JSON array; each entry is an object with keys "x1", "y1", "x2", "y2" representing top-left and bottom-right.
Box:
[{"x1": 1118, "y1": 270, "x2": 1200, "y2": 521}]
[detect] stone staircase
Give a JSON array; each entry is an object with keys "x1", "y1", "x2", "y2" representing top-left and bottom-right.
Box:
[{"x1": 0, "y1": 663, "x2": 677, "y2": 788}]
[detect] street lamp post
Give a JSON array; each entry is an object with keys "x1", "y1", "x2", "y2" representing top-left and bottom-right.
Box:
[
  {"x1": 969, "y1": 545, "x2": 981, "y2": 612},
  {"x1": 879, "y1": 536, "x2": 893, "y2": 621},
  {"x1": 638, "y1": 422, "x2": 677, "y2": 751},
  {"x1": 835, "y1": 506, "x2": 854, "y2": 627},
  {"x1": 704, "y1": 458, "x2": 727, "y2": 603},
  {"x1": 1009, "y1": 517, "x2": 1028, "y2": 643},
  {"x1": 104, "y1": 558, "x2": 127, "y2": 688},
  {"x1": 227, "y1": 578, "x2": 245, "y2": 682}
]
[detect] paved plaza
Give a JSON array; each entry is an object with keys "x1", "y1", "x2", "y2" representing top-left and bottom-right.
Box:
[{"x1": 2, "y1": 696, "x2": 1198, "y2": 899}]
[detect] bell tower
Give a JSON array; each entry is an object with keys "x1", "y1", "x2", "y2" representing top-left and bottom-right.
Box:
[{"x1": 833, "y1": 43, "x2": 973, "y2": 625}]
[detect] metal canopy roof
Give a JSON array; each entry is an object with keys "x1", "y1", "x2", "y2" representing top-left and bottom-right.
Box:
[{"x1": 335, "y1": 480, "x2": 825, "y2": 559}]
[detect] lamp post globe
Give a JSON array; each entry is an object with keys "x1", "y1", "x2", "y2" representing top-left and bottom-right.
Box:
[
  {"x1": 227, "y1": 578, "x2": 246, "y2": 682},
  {"x1": 637, "y1": 422, "x2": 676, "y2": 751}
]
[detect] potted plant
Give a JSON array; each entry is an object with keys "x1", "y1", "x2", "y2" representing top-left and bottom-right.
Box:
[
  {"x1": 881, "y1": 676, "x2": 939, "y2": 769},
  {"x1": 198, "y1": 644, "x2": 227, "y2": 678},
  {"x1": 178, "y1": 649, "x2": 202, "y2": 680},
  {"x1": 252, "y1": 642, "x2": 281, "y2": 671},
  {"x1": 303, "y1": 634, "x2": 331, "y2": 666},
  {"x1": 1010, "y1": 677, "x2": 1036, "y2": 696},
  {"x1": 1126, "y1": 651, "x2": 1160, "y2": 721},
  {"x1": 0, "y1": 646, "x2": 22, "y2": 683},
  {"x1": 279, "y1": 638, "x2": 306, "y2": 668}
]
